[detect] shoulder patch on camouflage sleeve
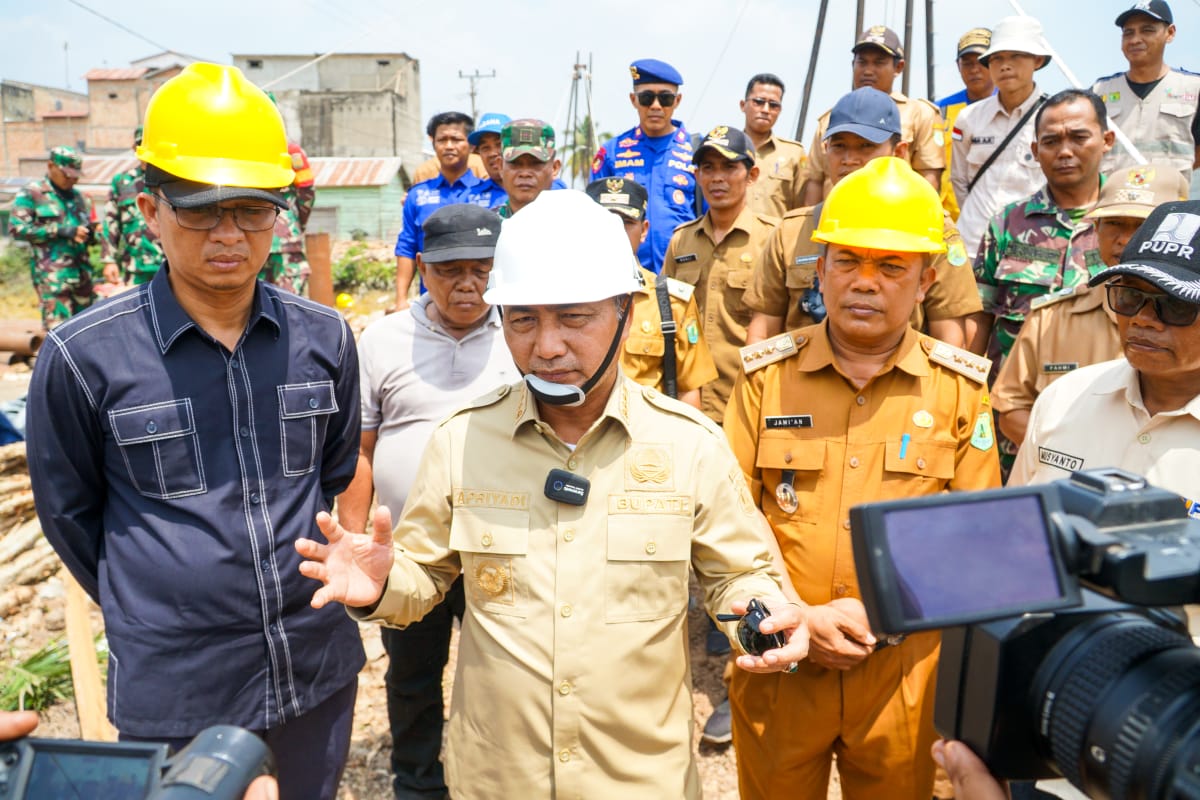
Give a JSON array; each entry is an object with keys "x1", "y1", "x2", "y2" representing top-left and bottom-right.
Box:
[
  {"x1": 924, "y1": 339, "x2": 991, "y2": 384},
  {"x1": 1030, "y1": 285, "x2": 1086, "y2": 311},
  {"x1": 665, "y1": 277, "x2": 695, "y2": 303},
  {"x1": 739, "y1": 331, "x2": 806, "y2": 374}
]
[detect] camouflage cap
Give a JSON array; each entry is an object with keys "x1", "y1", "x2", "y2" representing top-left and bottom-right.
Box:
[
  {"x1": 585, "y1": 177, "x2": 648, "y2": 222},
  {"x1": 692, "y1": 125, "x2": 756, "y2": 165},
  {"x1": 1087, "y1": 163, "x2": 1190, "y2": 221},
  {"x1": 49, "y1": 145, "x2": 82, "y2": 178},
  {"x1": 501, "y1": 119, "x2": 556, "y2": 163}
]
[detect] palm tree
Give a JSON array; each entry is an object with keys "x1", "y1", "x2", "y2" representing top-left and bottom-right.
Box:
[{"x1": 559, "y1": 115, "x2": 611, "y2": 188}]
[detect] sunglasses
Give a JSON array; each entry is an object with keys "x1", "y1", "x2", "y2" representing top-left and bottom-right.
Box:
[
  {"x1": 1106, "y1": 282, "x2": 1200, "y2": 326},
  {"x1": 747, "y1": 97, "x2": 782, "y2": 110},
  {"x1": 635, "y1": 90, "x2": 678, "y2": 108}
]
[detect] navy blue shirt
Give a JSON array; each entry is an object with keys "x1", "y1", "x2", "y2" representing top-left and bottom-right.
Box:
[{"x1": 27, "y1": 267, "x2": 364, "y2": 738}]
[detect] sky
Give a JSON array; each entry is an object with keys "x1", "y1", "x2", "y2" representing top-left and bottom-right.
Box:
[{"x1": 4, "y1": 0, "x2": 1200, "y2": 156}]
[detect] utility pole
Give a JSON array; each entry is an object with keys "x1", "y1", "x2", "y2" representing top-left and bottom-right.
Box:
[
  {"x1": 457, "y1": 69, "x2": 495, "y2": 121},
  {"x1": 563, "y1": 53, "x2": 596, "y2": 188},
  {"x1": 64, "y1": 42, "x2": 70, "y2": 90}
]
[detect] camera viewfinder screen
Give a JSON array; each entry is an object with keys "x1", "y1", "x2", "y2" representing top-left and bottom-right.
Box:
[
  {"x1": 26, "y1": 747, "x2": 155, "y2": 800},
  {"x1": 881, "y1": 494, "x2": 1064, "y2": 624}
]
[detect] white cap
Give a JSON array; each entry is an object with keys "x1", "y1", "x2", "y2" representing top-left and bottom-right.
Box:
[
  {"x1": 484, "y1": 189, "x2": 642, "y2": 306},
  {"x1": 980, "y1": 16, "x2": 1053, "y2": 70}
]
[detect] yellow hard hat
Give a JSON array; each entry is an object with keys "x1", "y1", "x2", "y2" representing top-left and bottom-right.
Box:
[
  {"x1": 137, "y1": 63, "x2": 294, "y2": 189},
  {"x1": 812, "y1": 156, "x2": 945, "y2": 254}
]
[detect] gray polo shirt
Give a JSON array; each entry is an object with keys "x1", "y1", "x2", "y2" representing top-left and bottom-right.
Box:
[{"x1": 359, "y1": 293, "x2": 516, "y2": 512}]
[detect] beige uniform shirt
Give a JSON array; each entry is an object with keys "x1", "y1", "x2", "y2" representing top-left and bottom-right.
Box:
[
  {"x1": 803, "y1": 91, "x2": 945, "y2": 188},
  {"x1": 662, "y1": 206, "x2": 778, "y2": 422},
  {"x1": 743, "y1": 205, "x2": 981, "y2": 331},
  {"x1": 745, "y1": 133, "x2": 807, "y2": 218},
  {"x1": 992, "y1": 285, "x2": 1121, "y2": 415},
  {"x1": 1011, "y1": 359, "x2": 1200, "y2": 514},
  {"x1": 363, "y1": 377, "x2": 786, "y2": 799},
  {"x1": 622, "y1": 267, "x2": 718, "y2": 395},
  {"x1": 952, "y1": 88, "x2": 1046, "y2": 258},
  {"x1": 1094, "y1": 68, "x2": 1200, "y2": 180}
]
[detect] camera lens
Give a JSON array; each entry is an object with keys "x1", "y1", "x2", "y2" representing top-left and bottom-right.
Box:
[{"x1": 1030, "y1": 612, "x2": 1200, "y2": 799}]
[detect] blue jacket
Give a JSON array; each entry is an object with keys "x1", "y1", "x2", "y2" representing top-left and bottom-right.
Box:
[{"x1": 592, "y1": 121, "x2": 697, "y2": 273}]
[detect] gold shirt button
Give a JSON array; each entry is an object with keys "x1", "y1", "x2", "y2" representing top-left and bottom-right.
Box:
[
  {"x1": 641, "y1": 320, "x2": 652, "y2": 333},
  {"x1": 842, "y1": 519, "x2": 851, "y2": 530},
  {"x1": 834, "y1": 583, "x2": 848, "y2": 596},
  {"x1": 645, "y1": 541, "x2": 657, "y2": 555},
  {"x1": 856, "y1": 395, "x2": 866, "y2": 406},
  {"x1": 567, "y1": 458, "x2": 578, "y2": 470},
  {"x1": 849, "y1": 456, "x2": 860, "y2": 468},
  {"x1": 559, "y1": 749, "x2": 571, "y2": 763},
  {"x1": 480, "y1": 533, "x2": 493, "y2": 547},
  {"x1": 561, "y1": 604, "x2": 573, "y2": 618},
  {"x1": 558, "y1": 681, "x2": 572, "y2": 696},
  {"x1": 783, "y1": 452, "x2": 792, "y2": 464},
  {"x1": 916, "y1": 457, "x2": 927, "y2": 470},
  {"x1": 563, "y1": 529, "x2": 575, "y2": 542}
]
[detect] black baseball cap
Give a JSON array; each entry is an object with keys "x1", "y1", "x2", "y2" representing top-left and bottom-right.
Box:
[
  {"x1": 692, "y1": 125, "x2": 756, "y2": 165},
  {"x1": 1116, "y1": 0, "x2": 1173, "y2": 27},
  {"x1": 585, "y1": 177, "x2": 648, "y2": 221},
  {"x1": 1089, "y1": 200, "x2": 1200, "y2": 302},
  {"x1": 144, "y1": 163, "x2": 288, "y2": 210},
  {"x1": 421, "y1": 203, "x2": 501, "y2": 263}
]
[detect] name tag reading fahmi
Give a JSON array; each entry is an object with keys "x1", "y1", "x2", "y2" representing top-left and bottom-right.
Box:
[{"x1": 765, "y1": 415, "x2": 813, "y2": 429}]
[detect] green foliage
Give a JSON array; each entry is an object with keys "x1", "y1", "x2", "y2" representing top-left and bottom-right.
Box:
[
  {"x1": 332, "y1": 243, "x2": 394, "y2": 291},
  {"x1": 0, "y1": 242, "x2": 31, "y2": 284},
  {"x1": 0, "y1": 635, "x2": 109, "y2": 712}
]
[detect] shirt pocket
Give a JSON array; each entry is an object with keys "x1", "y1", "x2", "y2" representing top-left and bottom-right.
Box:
[
  {"x1": 881, "y1": 437, "x2": 956, "y2": 496},
  {"x1": 109, "y1": 399, "x2": 206, "y2": 500},
  {"x1": 1160, "y1": 102, "x2": 1193, "y2": 119},
  {"x1": 605, "y1": 513, "x2": 691, "y2": 623},
  {"x1": 277, "y1": 381, "x2": 338, "y2": 477},
  {"x1": 671, "y1": 260, "x2": 702, "y2": 286},
  {"x1": 624, "y1": 332, "x2": 665, "y2": 359},
  {"x1": 450, "y1": 507, "x2": 530, "y2": 618},
  {"x1": 755, "y1": 435, "x2": 825, "y2": 524},
  {"x1": 725, "y1": 267, "x2": 754, "y2": 322}
]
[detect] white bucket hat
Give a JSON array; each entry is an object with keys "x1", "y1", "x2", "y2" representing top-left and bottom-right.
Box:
[{"x1": 980, "y1": 16, "x2": 1053, "y2": 70}]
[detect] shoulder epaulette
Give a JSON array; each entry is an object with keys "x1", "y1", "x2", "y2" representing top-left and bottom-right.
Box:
[
  {"x1": 923, "y1": 338, "x2": 990, "y2": 384},
  {"x1": 640, "y1": 384, "x2": 715, "y2": 427},
  {"x1": 915, "y1": 97, "x2": 941, "y2": 113},
  {"x1": 664, "y1": 277, "x2": 694, "y2": 303},
  {"x1": 1093, "y1": 70, "x2": 1125, "y2": 84},
  {"x1": 739, "y1": 331, "x2": 807, "y2": 374},
  {"x1": 781, "y1": 206, "x2": 816, "y2": 221},
  {"x1": 755, "y1": 212, "x2": 781, "y2": 227},
  {"x1": 774, "y1": 135, "x2": 803, "y2": 147},
  {"x1": 1175, "y1": 66, "x2": 1200, "y2": 78},
  {"x1": 1030, "y1": 285, "x2": 1086, "y2": 311},
  {"x1": 672, "y1": 217, "x2": 702, "y2": 234},
  {"x1": 456, "y1": 383, "x2": 512, "y2": 415}
]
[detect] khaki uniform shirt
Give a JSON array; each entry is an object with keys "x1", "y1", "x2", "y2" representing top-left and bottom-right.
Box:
[
  {"x1": 623, "y1": 267, "x2": 718, "y2": 395},
  {"x1": 1011, "y1": 360, "x2": 1200, "y2": 516},
  {"x1": 803, "y1": 91, "x2": 945, "y2": 189},
  {"x1": 951, "y1": 87, "x2": 1046, "y2": 259},
  {"x1": 743, "y1": 206, "x2": 981, "y2": 331},
  {"x1": 363, "y1": 377, "x2": 786, "y2": 799},
  {"x1": 745, "y1": 133, "x2": 807, "y2": 218},
  {"x1": 662, "y1": 206, "x2": 778, "y2": 422},
  {"x1": 724, "y1": 324, "x2": 1002, "y2": 603},
  {"x1": 992, "y1": 285, "x2": 1121, "y2": 415},
  {"x1": 1094, "y1": 68, "x2": 1200, "y2": 180}
]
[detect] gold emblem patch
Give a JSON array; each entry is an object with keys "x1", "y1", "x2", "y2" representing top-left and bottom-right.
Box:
[
  {"x1": 606, "y1": 178, "x2": 624, "y2": 192},
  {"x1": 475, "y1": 560, "x2": 510, "y2": 597},
  {"x1": 912, "y1": 410, "x2": 934, "y2": 428},
  {"x1": 629, "y1": 446, "x2": 670, "y2": 484}
]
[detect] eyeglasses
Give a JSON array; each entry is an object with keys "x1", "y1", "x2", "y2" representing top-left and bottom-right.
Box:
[
  {"x1": 748, "y1": 97, "x2": 782, "y2": 110},
  {"x1": 1106, "y1": 282, "x2": 1200, "y2": 326},
  {"x1": 635, "y1": 90, "x2": 678, "y2": 108},
  {"x1": 153, "y1": 194, "x2": 279, "y2": 232}
]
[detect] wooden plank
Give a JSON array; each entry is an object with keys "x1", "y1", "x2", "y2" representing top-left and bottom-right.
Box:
[
  {"x1": 64, "y1": 572, "x2": 117, "y2": 741},
  {"x1": 307, "y1": 232, "x2": 334, "y2": 308}
]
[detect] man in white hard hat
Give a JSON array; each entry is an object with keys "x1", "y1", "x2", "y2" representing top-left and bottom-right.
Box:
[{"x1": 296, "y1": 189, "x2": 806, "y2": 799}]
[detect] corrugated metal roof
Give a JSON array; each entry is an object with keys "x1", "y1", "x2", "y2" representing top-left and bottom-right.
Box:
[
  {"x1": 84, "y1": 68, "x2": 149, "y2": 81},
  {"x1": 308, "y1": 157, "x2": 403, "y2": 187},
  {"x1": 81, "y1": 156, "x2": 137, "y2": 185}
]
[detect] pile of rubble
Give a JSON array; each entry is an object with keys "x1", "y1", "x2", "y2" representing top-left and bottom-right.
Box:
[{"x1": 0, "y1": 443, "x2": 60, "y2": 621}]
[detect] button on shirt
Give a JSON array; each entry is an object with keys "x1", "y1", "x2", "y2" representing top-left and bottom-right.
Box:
[
  {"x1": 358, "y1": 294, "x2": 517, "y2": 512},
  {"x1": 359, "y1": 378, "x2": 786, "y2": 799},
  {"x1": 952, "y1": 88, "x2": 1046, "y2": 259},
  {"x1": 26, "y1": 268, "x2": 364, "y2": 737},
  {"x1": 1011, "y1": 359, "x2": 1200, "y2": 516}
]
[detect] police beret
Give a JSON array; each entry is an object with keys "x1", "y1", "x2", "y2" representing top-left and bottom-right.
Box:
[{"x1": 630, "y1": 59, "x2": 682, "y2": 87}]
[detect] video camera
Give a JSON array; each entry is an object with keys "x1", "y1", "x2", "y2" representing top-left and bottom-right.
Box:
[
  {"x1": 0, "y1": 725, "x2": 273, "y2": 800},
  {"x1": 850, "y1": 468, "x2": 1200, "y2": 800}
]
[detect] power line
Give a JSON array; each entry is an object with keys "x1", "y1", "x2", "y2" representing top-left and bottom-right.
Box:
[
  {"x1": 691, "y1": 0, "x2": 752, "y2": 111},
  {"x1": 65, "y1": 0, "x2": 172, "y2": 53}
]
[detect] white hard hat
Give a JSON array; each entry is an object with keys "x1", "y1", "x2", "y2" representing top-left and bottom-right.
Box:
[{"x1": 484, "y1": 189, "x2": 642, "y2": 306}]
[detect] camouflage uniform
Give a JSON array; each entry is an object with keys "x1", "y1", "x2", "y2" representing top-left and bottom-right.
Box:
[
  {"x1": 263, "y1": 143, "x2": 315, "y2": 295},
  {"x1": 8, "y1": 176, "x2": 96, "y2": 328},
  {"x1": 101, "y1": 164, "x2": 163, "y2": 285}
]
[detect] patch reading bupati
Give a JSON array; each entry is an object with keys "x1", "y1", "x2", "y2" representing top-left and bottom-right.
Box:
[{"x1": 1038, "y1": 447, "x2": 1083, "y2": 472}]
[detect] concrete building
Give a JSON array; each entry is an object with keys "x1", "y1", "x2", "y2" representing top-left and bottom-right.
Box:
[
  {"x1": 0, "y1": 81, "x2": 88, "y2": 174},
  {"x1": 232, "y1": 53, "x2": 423, "y2": 173},
  {"x1": 84, "y1": 64, "x2": 187, "y2": 153}
]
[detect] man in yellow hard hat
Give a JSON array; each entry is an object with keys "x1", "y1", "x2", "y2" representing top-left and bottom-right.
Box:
[
  {"x1": 26, "y1": 63, "x2": 363, "y2": 800},
  {"x1": 295, "y1": 189, "x2": 805, "y2": 800},
  {"x1": 724, "y1": 157, "x2": 1002, "y2": 800}
]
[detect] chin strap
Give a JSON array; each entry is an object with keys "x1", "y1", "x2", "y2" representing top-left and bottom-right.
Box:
[{"x1": 523, "y1": 296, "x2": 631, "y2": 407}]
